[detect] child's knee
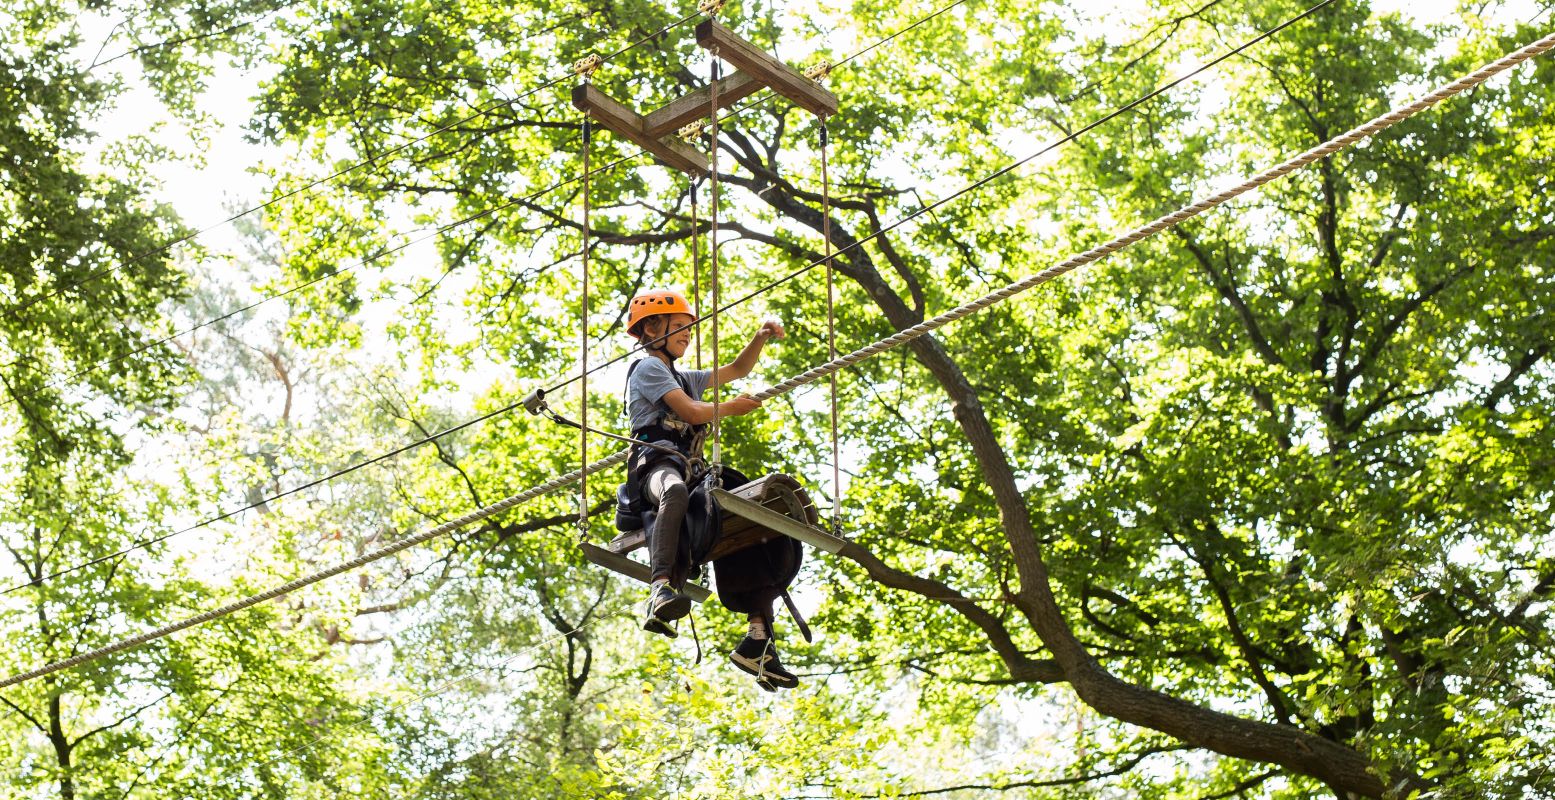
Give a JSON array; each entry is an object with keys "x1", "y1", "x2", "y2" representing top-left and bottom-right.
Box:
[{"x1": 658, "y1": 480, "x2": 689, "y2": 513}]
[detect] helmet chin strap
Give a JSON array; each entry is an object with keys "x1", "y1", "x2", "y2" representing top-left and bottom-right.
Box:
[{"x1": 643, "y1": 318, "x2": 679, "y2": 363}]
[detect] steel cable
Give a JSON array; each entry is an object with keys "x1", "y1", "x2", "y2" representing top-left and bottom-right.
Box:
[
  {"x1": 1, "y1": 0, "x2": 1322, "y2": 595},
  {"x1": 6, "y1": 20, "x2": 1548, "y2": 690}
]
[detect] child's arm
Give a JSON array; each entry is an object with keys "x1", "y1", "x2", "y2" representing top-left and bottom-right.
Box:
[
  {"x1": 713, "y1": 320, "x2": 785, "y2": 385},
  {"x1": 661, "y1": 389, "x2": 761, "y2": 425}
]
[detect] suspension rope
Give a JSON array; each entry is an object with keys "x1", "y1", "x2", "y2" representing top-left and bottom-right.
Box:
[
  {"x1": 0, "y1": 0, "x2": 1324, "y2": 596},
  {"x1": 690, "y1": 177, "x2": 704, "y2": 370},
  {"x1": 709, "y1": 48, "x2": 724, "y2": 474},
  {"x1": 820, "y1": 119, "x2": 842, "y2": 535},
  {"x1": 7, "y1": 23, "x2": 1548, "y2": 690},
  {"x1": 6, "y1": 9, "x2": 707, "y2": 322},
  {"x1": 579, "y1": 114, "x2": 594, "y2": 542}
]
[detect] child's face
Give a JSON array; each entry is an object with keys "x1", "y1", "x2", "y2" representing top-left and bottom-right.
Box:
[{"x1": 649, "y1": 313, "x2": 695, "y2": 359}]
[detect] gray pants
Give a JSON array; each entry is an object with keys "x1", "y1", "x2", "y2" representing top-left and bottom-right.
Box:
[{"x1": 644, "y1": 464, "x2": 689, "y2": 583}]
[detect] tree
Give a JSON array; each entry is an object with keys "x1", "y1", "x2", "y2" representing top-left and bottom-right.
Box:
[{"x1": 12, "y1": 0, "x2": 1549, "y2": 796}]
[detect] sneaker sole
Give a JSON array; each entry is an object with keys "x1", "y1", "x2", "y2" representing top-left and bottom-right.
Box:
[
  {"x1": 643, "y1": 616, "x2": 678, "y2": 639},
  {"x1": 650, "y1": 593, "x2": 692, "y2": 623},
  {"x1": 730, "y1": 652, "x2": 799, "y2": 689}
]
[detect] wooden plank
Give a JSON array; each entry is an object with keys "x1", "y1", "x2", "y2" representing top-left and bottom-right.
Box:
[
  {"x1": 696, "y1": 20, "x2": 838, "y2": 119},
  {"x1": 579, "y1": 543, "x2": 712, "y2": 603},
  {"x1": 607, "y1": 529, "x2": 646, "y2": 554},
  {"x1": 570, "y1": 84, "x2": 709, "y2": 176},
  {"x1": 711, "y1": 488, "x2": 846, "y2": 554},
  {"x1": 642, "y1": 71, "x2": 763, "y2": 138},
  {"x1": 704, "y1": 526, "x2": 774, "y2": 563}
]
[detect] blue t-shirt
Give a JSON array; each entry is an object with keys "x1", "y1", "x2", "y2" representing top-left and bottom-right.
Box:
[{"x1": 626, "y1": 358, "x2": 712, "y2": 432}]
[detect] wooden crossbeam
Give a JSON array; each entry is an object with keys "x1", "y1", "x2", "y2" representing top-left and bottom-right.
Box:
[
  {"x1": 571, "y1": 84, "x2": 710, "y2": 176},
  {"x1": 695, "y1": 20, "x2": 838, "y2": 119},
  {"x1": 642, "y1": 71, "x2": 762, "y2": 139},
  {"x1": 579, "y1": 542, "x2": 713, "y2": 602}
]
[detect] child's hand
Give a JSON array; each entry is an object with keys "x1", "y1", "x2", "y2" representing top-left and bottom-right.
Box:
[
  {"x1": 725, "y1": 394, "x2": 763, "y2": 416},
  {"x1": 758, "y1": 319, "x2": 786, "y2": 341}
]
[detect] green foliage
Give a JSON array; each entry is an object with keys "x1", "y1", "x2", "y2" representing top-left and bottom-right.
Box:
[{"x1": 5, "y1": 0, "x2": 1555, "y2": 797}]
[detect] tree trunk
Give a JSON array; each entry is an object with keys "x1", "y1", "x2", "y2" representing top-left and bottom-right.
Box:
[
  {"x1": 48, "y1": 691, "x2": 75, "y2": 800},
  {"x1": 833, "y1": 238, "x2": 1394, "y2": 797}
]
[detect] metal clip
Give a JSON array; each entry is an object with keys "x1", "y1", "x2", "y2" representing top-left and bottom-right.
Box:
[
  {"x1": 521, "y1": 388, "x2": 548, "y2": 415},
  {"x1": 678, "y1": 122, "x2": 704, "y2": 141},
  {"x1": 698, "y1": 0, "x2": 726, "y2": 16},
  {"x1": 572, "y1": 53, "x2": 603, "y2": 77},
  {"x1": 803, "y1": 60, "x2": 832, "y2": 81}
]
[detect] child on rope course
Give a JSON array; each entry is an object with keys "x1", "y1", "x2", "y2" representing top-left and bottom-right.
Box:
[{"x1": 621, "y1": 288, "x2": 799, "y2": 691}]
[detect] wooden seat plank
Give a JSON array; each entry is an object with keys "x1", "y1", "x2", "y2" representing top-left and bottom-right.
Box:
[
  {"x1": 596, "y1": 474, "x2": 830, "y2": 579},
  {"x1": 710, "y1": 487, "x2": 845, "y2": 554},
  {"x1": 579, "y1": 542, "x2": 712, "y2": 602}
]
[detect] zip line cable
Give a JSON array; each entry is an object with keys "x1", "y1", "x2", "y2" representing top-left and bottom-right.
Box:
[
  {"x1": 7, "y1": 15, "x2": 1547, "y2": 691},
  {"x1": 4, "y1": 8, "x2": 704, "y2": 321},
  {"x1": 0, "y1": 3, "x2": 949, "y2": 595}
]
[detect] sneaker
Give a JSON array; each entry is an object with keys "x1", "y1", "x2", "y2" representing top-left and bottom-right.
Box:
[
  {"x1": 730, "y1": 635, "x2": 799, "y2": 690},
  {"x1": 642, "y1": 581, "x2": 691, "y2": 639}
]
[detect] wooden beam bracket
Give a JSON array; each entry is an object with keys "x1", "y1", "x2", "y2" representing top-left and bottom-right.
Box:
[
  {"x1": 696, "y1": 20, "x2": 838, "y2": 119},
  {"x1": 571, "y1": 83, "x2": 709, "y2": 176}
]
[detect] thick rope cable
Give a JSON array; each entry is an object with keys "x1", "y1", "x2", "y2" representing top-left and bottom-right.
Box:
[
  {"x1": 748, "y1": 31, "x2": 1555, "y2": 396},
  {"x1": 4, "y1": 0, "x2": 1325, "y2": 597},
  {"x1": 6, "y1": 9, "x2": 705, "y2": 321},
  {"x1": 8, "y1": 28, "x2": 1548, "y2": 689},
  {"x1": 0, "y1": 451, "x2": 628, "y2": 689},
  {"x1": 7, "y1": 25, "x2": 1549, "y2": 691}
]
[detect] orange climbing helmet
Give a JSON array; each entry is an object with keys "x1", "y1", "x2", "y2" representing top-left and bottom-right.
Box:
[{"x1": 626, "y1": 289, "x2": 696, "y2": 338}]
